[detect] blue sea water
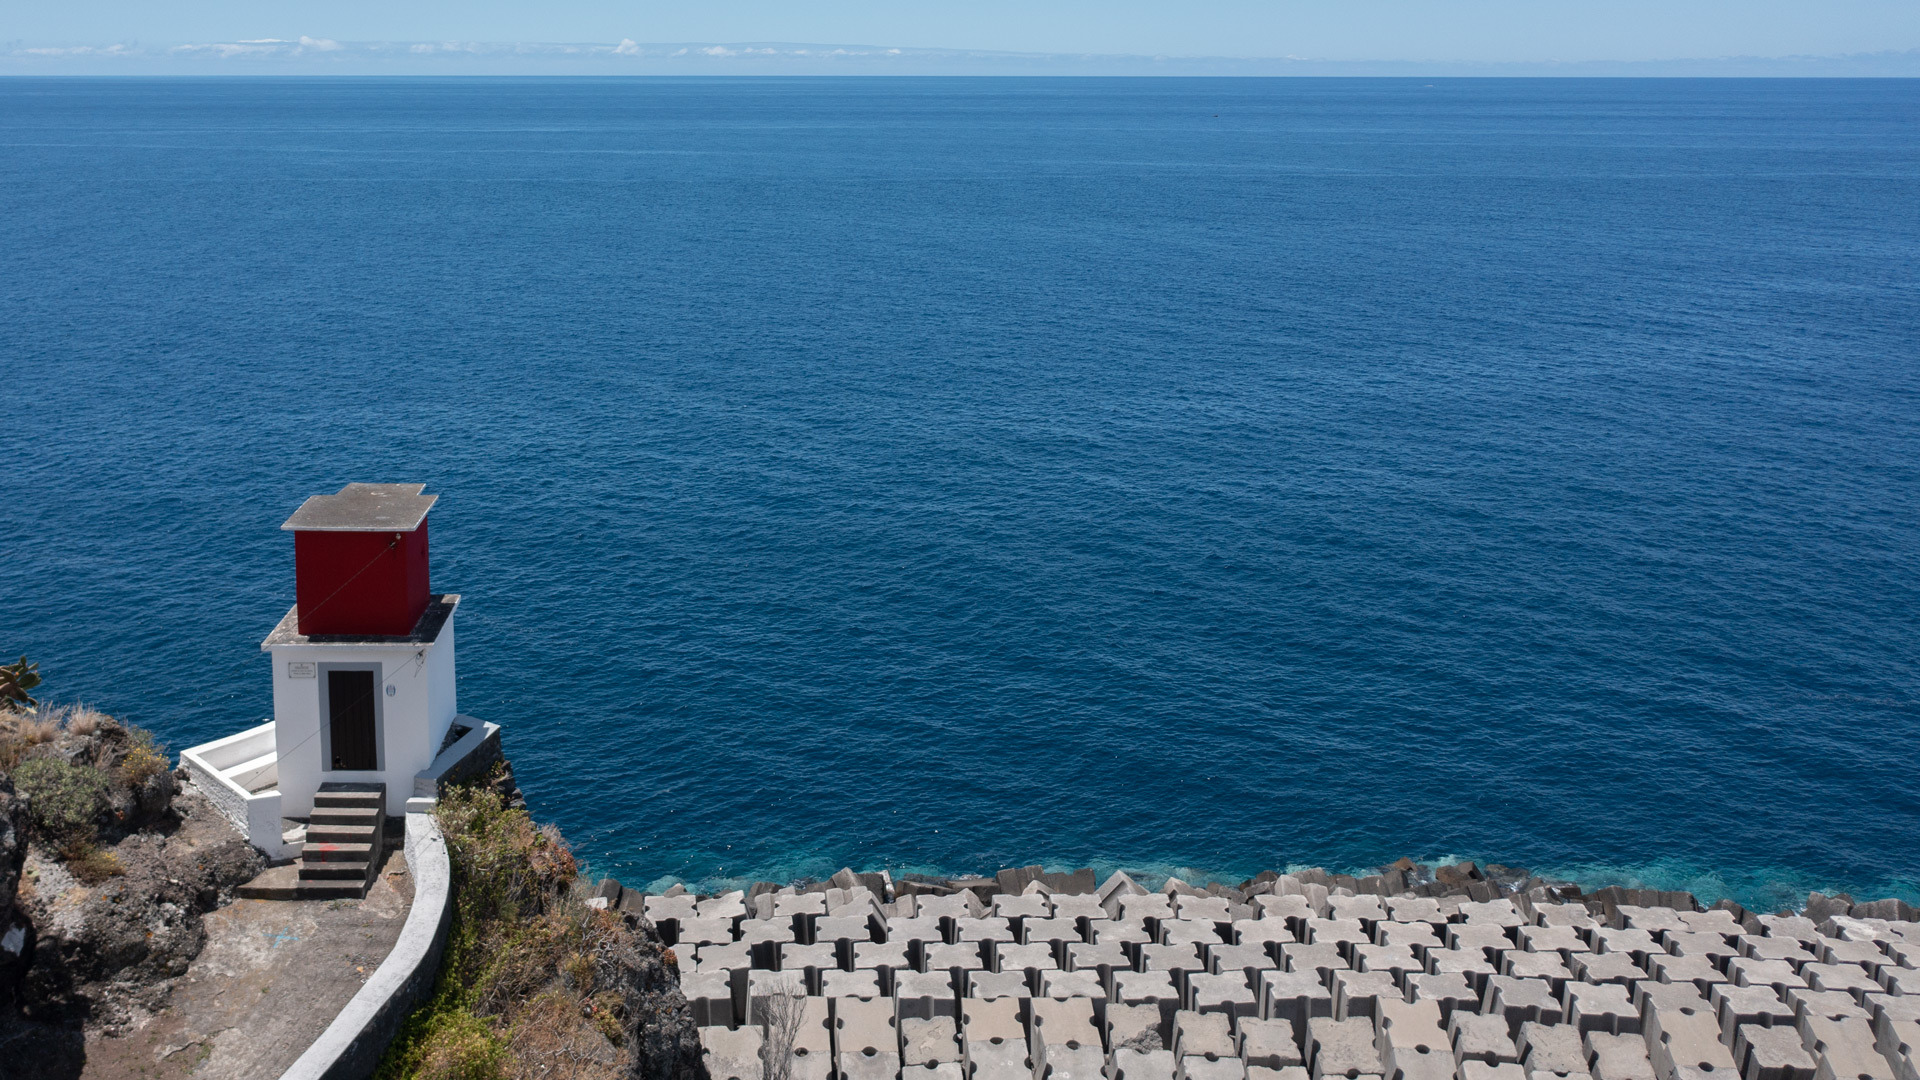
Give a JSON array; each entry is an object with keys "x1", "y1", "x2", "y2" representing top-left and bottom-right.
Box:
[{"x1": 2, "y1": 77, "x2": 1917, "y2": 912}]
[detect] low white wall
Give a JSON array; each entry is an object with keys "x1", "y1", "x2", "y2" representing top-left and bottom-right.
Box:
[
  {"x1": 279, "y1": 811, "x2": 454, "y2": 1080},
  {"x1": 180, "y1": 721, "x2": 287, "y2": 858}
]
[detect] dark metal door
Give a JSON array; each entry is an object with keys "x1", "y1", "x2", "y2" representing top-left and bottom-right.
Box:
[{"x1": 327, "y1": 669, "x2": 378, "y2": 771}]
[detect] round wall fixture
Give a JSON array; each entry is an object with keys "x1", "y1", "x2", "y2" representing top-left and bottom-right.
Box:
[{"x1": 386, "y1": 684, "x2": 397, "y2": 697}]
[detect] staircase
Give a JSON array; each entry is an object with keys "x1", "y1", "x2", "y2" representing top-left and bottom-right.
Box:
[
  {"x1": 237, "y1": 782, "x2": 387, "y2": 900},
  {"x1": 299, "y1": 783, "x2": 387, "y2": 898}
]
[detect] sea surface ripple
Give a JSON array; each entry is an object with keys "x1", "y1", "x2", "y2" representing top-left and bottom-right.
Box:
[{"x1": 2, "y1": 77, "x2": 1917, "y2": 911}]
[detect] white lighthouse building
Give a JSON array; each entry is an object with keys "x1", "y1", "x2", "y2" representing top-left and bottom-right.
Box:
[{"x1": 182, "y1": 483, "x2": 499, "y2": 887}]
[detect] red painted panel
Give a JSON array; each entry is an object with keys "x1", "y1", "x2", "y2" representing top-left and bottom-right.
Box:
[{"x1": 293, "y1": 520, "x2": 430, "y2": 636}]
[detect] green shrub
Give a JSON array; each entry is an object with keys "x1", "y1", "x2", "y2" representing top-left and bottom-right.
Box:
[
  {"x1": 414, "y1": 1010, "x2": 507, "y2": 1080},
  {"x1": 119, "y1": 728, "x2": 167, "y2": 785},
  {"x1": 12, "y1": 757, "x2": 112, "y2": 849}
]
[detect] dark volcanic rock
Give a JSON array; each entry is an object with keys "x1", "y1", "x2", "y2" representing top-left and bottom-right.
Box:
[
  {"x1": 16, "y1": 789, "x2": 264, "y2": 1029},
  {"x1": 1804, "y1": 892, "x2": 1854, "y2": 923}
]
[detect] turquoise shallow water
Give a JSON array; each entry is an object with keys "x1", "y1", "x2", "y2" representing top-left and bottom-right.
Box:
[{"x1": 1, "y1": 78, "x2": 1917, "y2": 911}]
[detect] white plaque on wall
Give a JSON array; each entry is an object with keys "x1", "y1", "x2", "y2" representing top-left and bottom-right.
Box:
[{"x1": 287, "y1": 662, "x2": 317, "y2": 679}]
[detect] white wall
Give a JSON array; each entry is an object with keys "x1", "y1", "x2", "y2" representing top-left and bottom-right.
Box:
[{"x1": 269, "y1": 610, "x2": 457, "y2": 817}]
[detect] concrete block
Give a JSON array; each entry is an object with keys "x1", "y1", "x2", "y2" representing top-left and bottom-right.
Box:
[
  {"x1": 920, "y1": 894, "x2": 982, "y2": 920},
  {"x1": 1740, "y1": 938, "x2": 1818, "y2": 967},
  {"x1": 841, "y1": 1048, "x2": 903, "y2": 1080},
  {"x1": 824, "y1": 969, "x2": 885, "y2": 998},
  {"x1": 701, "y1": 1025, "x2": 766, "y2": 1080},
  {"x1": 1031, "y1": 997, "x2": 1101, "y2": 1061},
  {"x1": 1569, "y1": 953, "x2": 1645, "y2": 987},
  {"x1": 680, "y1": 918, "x2": 738, "y2": 947},
  {"x1": 1430, "y1": 949, "x2": 1500, "y2": 992},
  {"x1": 1111, "y1": 1001, "x2": 1175, "y2": 1052},
  {"x1": 1535, "y1": 906, "x2": 1600, "y2": 931},
  {"x1": 1287, "y1": 944, "x2": 1353, "y2": 982},
  {"x1": 1307, "y1": 1016, "x2": 1382, "y2": 1080},
  {"x1": 995, "y1": 894, "x2": 1054, "y2": 920},
  {"x1": 742, "y1": 920, "x2": 800, "y2": 953},
  {"x1": 1590, "y1": 930, "x2": 1662, "y2": 964},
  {"x1": 1333, "y1": 970, "x2": 1401, "y2": 1022},
  {"x1": 1800, "y1": 1014, "x2": 1894, "y2": 1080},
  {"x1": 776, "y1": 893, "x2": 828, "y2": 918},
  {"x1": 1875, "y1": 1017, "x2": 1920, "y2": 1068},
  {"x1": 1875, "y1": 969, "x2": 1920, "y2": 997},
  {"x1": 1407, "y1": 973, "x2": 1480, "y2": 1021},
  {"x1": 928, "y1": 942, "x2": 990, "y2": 972},
  {"x1": 1666, "y1": 934, "x2": 1740, "y2": 966},
  {"x1": 1038, "y1": 1042, "x2": 1107, "y2": 1080},
  {"x1": 1310, "y1": 921, "x2": 1373, "y2": 949},
  {"x1": 1168, "y1": 921, "x2": 1228, "y2": 948},
  {"x1": 914, "y1": 1063, "x2": 966, "y2": 1080},
  {"x1": 1375, "y1": 999, "x2": 1445, "y2": 1045},
  {"x1": 1028, "y1": 918, "x2": 1090, "y2": 949},
  {"x1": 1462, "y1": 1063, "x2": 1529, "y2": 1080},
  {"x1": 1181, "y1": 896, "x2": 1235, "y2": 923},
  {"x1": 904, "y1": 1016, "x2": 964, "y2": 1065},
  {"x1": 1385, "y1": 899, "x2": 1448, "y2": 928},
  {"x1": 999, "y1": 943, "x2": 1062, "y2": 975},
  {"x1": 1067, "y1": 942, "x2": 1132, "y2": 976},
  {"x1": 1214, "y1": 943, "x2": 1282, "y2": 979},
  {"x1": 1645, "y1": 997, "x2": 1737, "y2": 1080},
  {"x1": 1239, "y1": 921, "x2": 1299, "y2": 948},
  {"x1": 1180, "y1": 1055, "x2": 1250, "y2": 1080},
  {"x1": 970, "y1": 971, "x2": 1033, "y2": 1000},
  {"x1": 1733, "y1": 1024, "x2": 1816, "y2": 1080},
  {"x1": 648, "y1": 893, "x2": 701, "y2": 925},
  {"x1": 1453, "y1": 924, "x2": 1517, "y2": 956},
  {"x1": 835, "y1": 995, "x2": 901, "y2": 1056},
  {"x1": 750, "y1": 969, "x2": 809, "y2": 1017},
  {"x1": 1104, "y1": 923, "x2": 1160, "y2": 948},
  {"x1": 1124, "y1": 895, "x2": 1177, "y2": 923},
  {"x1": 963, "y1": 996, "x2": 1027, "y2": 1044},
  {"x1": 1677, "y1": 912, "x2": 1745, "y2": 938},
  {"x1": 1145, "y1": 944, "x2": 1212, "y2": 975},
  {"x1": 967, "y1": 1028, "x2": 1033, "y2": 1079},
  {"x1": 1116, "y1": 1049, "x2": 1180, "y2": 1080},
  {"x1": 1803, "y1": 965, "x2": 1880, "y2": 1001},
  {"x1": 1815, "y1": 940, "x2": 1885, "y2": 972},
  {"x1": 1191, "y1": 972, "x2": 1259, "y2": 1017},
  {"x1": 1240, "y1": 1017, "x2": 1307, "y2": 1068},
  {"x1": 1462, "y1": 902, "x2": 1527, "y2": 929},
  {"x1": 1647, "y1": 954, "x2": 1730, "y2": 996},
  {"x1": 1620, "y1": 908, "x2": 1688, "y2": 935},
  {"x1": 685, "y1": 971, "x2": 739, "y2": 1028},
  {"x1": 1711, "y1": 985, "x2": 1793, "y2": 1042},
  {"x1": 1176, "y1": 1010, "x2": 1240, "y2": 1060},
  {"x1": 1565, "y1": 982, "x2": 1641, "y2": 1036},
  {"x1": 695, "y1": 942, "x2": 754, "y2": 973},
  {"x1": 1354, "y1": 945, "x2": 1423, "y2": 981},
  {"x1": 1634, "y1": 983, "x2": 1711, "y2": 1018},
  {"x1": 1261, "y1": 896, "x2": 1318, "y2": 927},
  {"x1": 1731, "y1": 960, "x2": 1810, "y2": 995},
  {"x1": 1484, "y1": 978, "x2": 1564, "y2": 1038},
  {"x1": 819, "y1": 914, "x2": 881, "y2": 947},
  {"x1": 1452, "y1": 1013, "x2": 1522, "y2": 1065},
  {"x1": 897, "y1": 970, "x2": 964, "y2": 1020},
  {"x1": 892, "y1": 916, "x2": 951, "y2": 947},
  {"x1": 1505, "y1": 951, "x2": 1576, "y2": 992},
  {"x1": 959, "y1": 918, "x2": 1017, "y2": 944},
  {"x1": 1040, "y1": 970, "x2": 1106, "y2": 1000},
  {"x1": 1262, "y1": 971, "x2": 1336, "y2": 1038},
  {"x1": 1120, "y1": 970, "x2": 1186, "y2": 1005},
  {"x1": 1378, "y1": 924, "x2": 1443, "y2": 957},
  {"x1": 1329, "y1": 897, "x2": 1389, "y2": 928},
  {"x1": 1787, "y1": 991, "x2": 1870, "y2": 1025},
  {"x1": 1517, "y1": 1023, "x2": 1586, "y2": 1075},
  {"x1": 783, "y1": 942, "x2": 843, "y2": 975},
  {"x1": 701, "y1": 892, "x2": 749, "y2": 920},
  {"x1": 857, "y1": 941, "x2": 913, "y2": 972},
  {"x1": 1586, "y1": 1032, "x2": 1656, "y2": 1080},
  {"x1": 1052, "y1": 895, "x2": 1109, "y2": 923}
]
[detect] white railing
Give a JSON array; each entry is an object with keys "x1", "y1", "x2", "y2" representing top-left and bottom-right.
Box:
[{"x1": 180, "y1": 720, "x2": 288, "y2": 859}]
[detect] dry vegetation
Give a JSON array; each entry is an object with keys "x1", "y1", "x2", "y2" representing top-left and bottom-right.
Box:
[
  {"x1": 377, "y1": 772, "x2": 700, "y2": 1080},
  {"x1": 1, "y1": 704, "x2": 170, "y2": 884}
]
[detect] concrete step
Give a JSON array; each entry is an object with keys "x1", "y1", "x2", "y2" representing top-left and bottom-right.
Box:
[
  {"x1": 314, "y1": 783, "x2": 385, "y2": 809},
  {"x1": 304, "y1": 842, "x2": 372, "y2": 863},
  {"x1": 310, "y1": 807, "x2": 380, "y2": 826},
  {"x1": 306, "y1": 823, "x2": 376, "y2": 844},
  {"x1": 295, "y1": 880, "x2": 372, "y2": 900},
  {"x1": 236, "y1": 863, "x2": 301, "y2": 901},
  {"x1": 300, "y1": 860, "x2": 371, "y2": 881}
]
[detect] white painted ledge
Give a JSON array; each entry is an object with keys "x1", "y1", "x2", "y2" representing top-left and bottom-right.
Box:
[{"x1": 278, "y1": 810, "x2": 454, "y2": 1080}]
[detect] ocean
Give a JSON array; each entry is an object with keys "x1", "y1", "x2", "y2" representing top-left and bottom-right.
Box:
[{"x1": 2, "y1": 77, "x2": 1916, "y2": 911}]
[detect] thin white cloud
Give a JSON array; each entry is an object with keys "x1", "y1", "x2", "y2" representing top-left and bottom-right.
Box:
[{"x1": 614, "y1": 38, "x2": 640, "y2": 55}]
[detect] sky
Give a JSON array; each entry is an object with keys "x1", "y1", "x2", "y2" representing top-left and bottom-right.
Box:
[{"x1": 4, "y1": 0, "x2": 1919, "y2": 71}]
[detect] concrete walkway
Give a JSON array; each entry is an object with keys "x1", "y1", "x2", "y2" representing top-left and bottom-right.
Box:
[{"x1": 78, "y1": 841, "x2": 414, "y2": 1080}]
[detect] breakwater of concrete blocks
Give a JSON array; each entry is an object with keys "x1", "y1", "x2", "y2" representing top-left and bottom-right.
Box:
[{"x1": 584, "y1": 863, "x2": 1920, "y2": 1080}]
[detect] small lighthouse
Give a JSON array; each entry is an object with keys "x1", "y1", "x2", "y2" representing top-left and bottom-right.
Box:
[{"x1": 182, "y1": 483, "x2": 497, "y2": 870}]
